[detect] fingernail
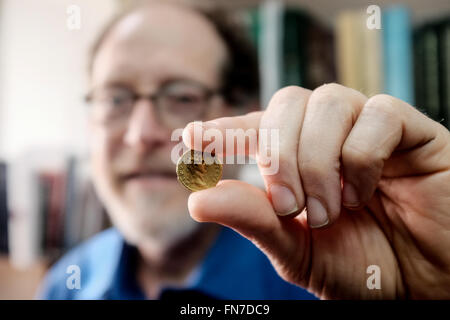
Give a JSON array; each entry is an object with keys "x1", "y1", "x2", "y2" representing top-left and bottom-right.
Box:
[
  {"x1": 307, "y1": 197, "x2": 329, "y2": 228},
  {"x1": 270, "y1": 185, "x2": 299, "y2": 216},
  {"x1": 343, "y1": 182, "x2": 359, "y2": 207}
]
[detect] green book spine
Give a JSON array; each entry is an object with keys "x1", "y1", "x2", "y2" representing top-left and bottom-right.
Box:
[
  {"x1": 414, "y1": 28, "x2": 426, "y2": 114},
  {"x1": 282, "y1": 9, "x2": 309, "y2": 87},
  {"x1": 422, "y1": 26, "x2": 441, "y2": 121},
  {"x1": 248, "y1": 9, "x2": 260, "y2": 49},
  {"x1": 438, "y1": 20, "x2": 450, "y2": 128}
]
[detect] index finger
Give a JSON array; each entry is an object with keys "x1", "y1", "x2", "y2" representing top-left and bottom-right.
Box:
[{"x1": 182, "y1": 111, "x2": 263, "y2": 156}]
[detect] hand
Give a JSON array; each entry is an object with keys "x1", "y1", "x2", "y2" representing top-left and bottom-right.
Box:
[{"x1": 183, "y1": 84, "x2": 450, "y2": 299}]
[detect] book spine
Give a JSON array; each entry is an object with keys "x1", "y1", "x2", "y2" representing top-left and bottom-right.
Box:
[
  {"x1": 438, "y1": 20, "x2": 450, "y2": 128},
  {"x1": 414, "y1": 28, "x2": 426, "y2": 114},
  {"x1": 282, "y1": 9, "x2": 308, "y2": 87},
  {"x1": 305, "y1": 20, "x2": 336, "y2": 89},
  {"x1": 336, "y1": 11, "x2": 366, "y2": 92},
  {"x1": 0, "y1": 163, "x2": 8, "y2": 254},
  {"x1": 422, "y1": 26, "x2": 441, "y2": 121},
  {"x1": 63, "y1": 156, "x2": 77, "y2": 250},
  {"x1": 258, "y1": 0, "x2": 283, "y2": 106},
  {"x1": 37, "y1": 173, "x2": 50, "y2": 255},
  {"x1": 7, "y1": 160, "x2": 42, "y2": 269},
  {"x1": 364, "y1": 14, "x2": 384, "y2": 97},
  {"x1": 382, "y1": 6, "x2": 414, "y2": 105}
]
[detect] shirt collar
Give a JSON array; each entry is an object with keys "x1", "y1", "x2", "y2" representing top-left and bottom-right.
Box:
[{"x1": 103, "y1": 226, "x2": 266, "y2": 300}]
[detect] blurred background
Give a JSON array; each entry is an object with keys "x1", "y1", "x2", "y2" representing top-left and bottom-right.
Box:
[{"x1": 0, "y1": 0, "x2": 449, "y2": 299}]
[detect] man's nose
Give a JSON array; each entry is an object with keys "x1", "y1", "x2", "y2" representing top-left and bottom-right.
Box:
[{"x1": 123, "y1": 99, "x2": 168, "y2": 151}]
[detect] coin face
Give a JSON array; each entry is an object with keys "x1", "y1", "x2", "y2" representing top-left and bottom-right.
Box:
[{"x1": 176, "y1": 149, "x2": 222, "y2": 192}]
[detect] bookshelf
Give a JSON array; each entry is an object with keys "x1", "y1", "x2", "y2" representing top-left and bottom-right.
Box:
[
  {"x1": 200, "y1": 0, "x2": 450, "y2": 125},
  {"x1": 0, "y1": 155, "x2": 111, "y2": 299},
  {"x1": 0, "y1": 0, "x2": 448, "y2": 300},
  {"x1": 191, "y1": 0, "x2": 450, "y2": 26}
]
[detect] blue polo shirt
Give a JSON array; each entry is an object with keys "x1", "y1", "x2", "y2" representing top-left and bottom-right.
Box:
[{"x1": 37, "y1": 226, "x2": 317, "y2": 300}]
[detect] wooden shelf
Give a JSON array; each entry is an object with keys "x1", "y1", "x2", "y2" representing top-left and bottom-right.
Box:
[{"x1": 0, "y1": 256, "x2": 48, "y2": 300}]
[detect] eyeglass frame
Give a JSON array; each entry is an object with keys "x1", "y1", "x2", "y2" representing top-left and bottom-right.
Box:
[{"x1": 84, "y1": 79, "x2": 224, "y2": 130}]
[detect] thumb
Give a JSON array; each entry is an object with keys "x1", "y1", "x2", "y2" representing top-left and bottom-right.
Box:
[{"x1": 188, "y1": 179, "x2": 311, "y2": 286}]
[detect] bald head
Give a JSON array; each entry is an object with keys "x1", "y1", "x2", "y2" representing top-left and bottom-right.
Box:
[{"x1": 91, "y1": 2, "x2": 228, "y2": 91}]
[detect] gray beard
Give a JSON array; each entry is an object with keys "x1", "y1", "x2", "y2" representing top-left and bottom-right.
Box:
[{"x1": 107, "y1": 192, "x2": 200, "y2": 250}]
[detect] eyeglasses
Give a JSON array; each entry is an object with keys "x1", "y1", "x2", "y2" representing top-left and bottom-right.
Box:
[{"x1": 85, "y1": 80, "x2": 222, "y2": 130}]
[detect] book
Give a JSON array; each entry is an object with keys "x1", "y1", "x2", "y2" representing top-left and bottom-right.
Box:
[
  {"x1": 424, "y1": 25, "x2": 441, "y2": 121},
  {"x1": 438, "y1": 20, "x2": 450, "y2": 128},
  {"x1": 336, "y1": 9, "x2": 384, "y2": 97},
  {"x1": 383, "y1": 6, "x2": 414, "y2": 105},
  {"x1": 250, "y1": 6, "x2": 337, "y2": 95},
  {"x1": 6, "y1": 151, "x2": 107, "y2": 268},
  {"x1": 253, "y1": 0, "x2": 284, "y2": 106},
  {"x1": 414, "y1": 18, "x2": 450, "y2": 127},
  {"x1": 0, "y1": 162, "x2": 8, "y2": 254},
  {"x1": 415, "y1": 24, "x2": 441, "y2": 122},
  {"x1": 336, "y1": 10, "x2": 366, "y2": 93},
  {"x1": 282, "y1": 9, "x2": 308, "y2": 87},
  {"x1": 7, "y1": 155, "x2": 43, "y2": 269},
  {"x1": 305, "y1": 18, "x2": 336, "y2": 90},
  {"x1": 39, "y1": 171, "x2": 66, "y2": 263},
  {"x1": 363, "y1": 12, "x2": 383, "y2": 97},
  {"x1": 78, "y1": 180, "x2": 108, "y2": 242},
  {"x1": 37, "y1": 172, "x2": 51, "y2": 255},
  {"x1": 414, "y1": 26, "x2": 427, "y2": 115},
  {"x1": 63, "y1": 156, "x2": 80, "y2": 250}
]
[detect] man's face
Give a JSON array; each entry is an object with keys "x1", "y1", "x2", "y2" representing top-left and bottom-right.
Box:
[{"x1": 89, "y1": 3, "x2": 233, "y2": 247}]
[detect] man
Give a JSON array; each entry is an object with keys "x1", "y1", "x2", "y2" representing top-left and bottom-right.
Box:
[
  {"x1": 37, "y1": 1, "x2": 315, "y2": 299},
  {"x1": 39, "y1": 1, "x2": 450, "y2": 299}
]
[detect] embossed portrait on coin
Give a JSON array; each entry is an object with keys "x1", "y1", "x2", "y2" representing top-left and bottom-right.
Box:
[{"x1": 187, "y1": 160, "x2": 208, "y2": 189}]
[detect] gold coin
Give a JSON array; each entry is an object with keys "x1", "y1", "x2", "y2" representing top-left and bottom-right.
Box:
[{"x1": 176, "y1": 149, "x2": 222, "y2": 192}]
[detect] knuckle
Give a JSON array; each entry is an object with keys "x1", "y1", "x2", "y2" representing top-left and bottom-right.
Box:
[
  {"x1": 316, "y1": 82, "x2": 345, "y2": 93},
  {"x1": 298, "y1": 160, "x2": 329, "y2": 184},
  {"x1": 364, "y1": 94, "x2": 398, "y2": 117},
  {"x1": 362, "y1": 94, "x2": 402, "y2": 130},
  {"x1": 310, "y1": 83, "x2": 346, "y2": 106},
  {"x1": 342, "y1": 143, "x2": 383, "y2": 172},
  {"x1": 258, "y1": 151, "x2": 293, "y2": 175},
  {"x1": 276, "y1": 85, "x2": 308, "y2": 97},
  {"x1": 271, "y1": 86, "x2": 310, "y2": 104}
]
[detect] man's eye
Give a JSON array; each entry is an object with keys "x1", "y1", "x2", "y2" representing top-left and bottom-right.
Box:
[
  {"x1": 109, "y1": 95, "x2": 130, "y2": 107},
  {"x1": 173, "y1": 94, "x2": 201, "y2": 104}
]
